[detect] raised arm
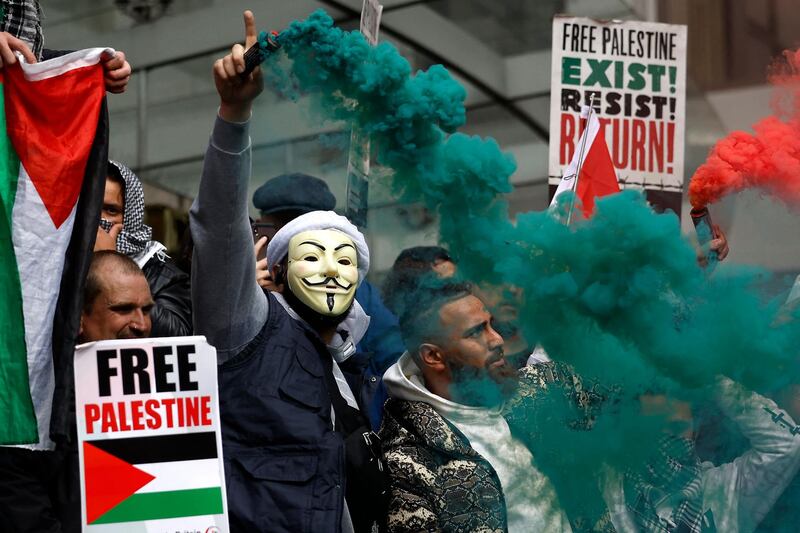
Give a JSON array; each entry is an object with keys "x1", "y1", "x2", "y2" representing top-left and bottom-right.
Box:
[
  {"x1": 190, "y1": 11, "x2": 267, "y2": 361},
  {"x1": 702, "y1": 377, "x2": 800, "y2": 532}
]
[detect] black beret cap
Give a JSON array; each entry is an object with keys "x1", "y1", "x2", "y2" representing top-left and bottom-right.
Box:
[{"x1": 252, "y1": 173, "x2": 337, "y2": 215}]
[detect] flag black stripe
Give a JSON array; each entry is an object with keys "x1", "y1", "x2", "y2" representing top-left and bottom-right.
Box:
[{"x1": 87, "y1": 432, "x2": 217, "y2": 464}]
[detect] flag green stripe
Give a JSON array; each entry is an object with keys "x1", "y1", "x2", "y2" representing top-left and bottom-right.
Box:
[
  {"x1": 91, "y1": 487, "x2": 224, "y2": 524},
  {"x1": 0, "y1": 82, "x2": 37, "y2": 445}
]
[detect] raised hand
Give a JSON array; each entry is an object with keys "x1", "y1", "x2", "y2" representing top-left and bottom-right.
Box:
[
  {"x1": 709, "y1": 223, "x2": 729, "y2": 261},
  {"x1": 94, "y1": 223, "x2": 123, "y2": 252},
  {"x1": 214, "y1": 10, "x2": 264, "y2": 122},
  {"x1": 254, "y1": 236, "x2": 282, "y2": 292}
]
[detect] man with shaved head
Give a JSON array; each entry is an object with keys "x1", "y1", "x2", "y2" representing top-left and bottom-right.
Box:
[
  {"x1": 0, "y1": 251, "x2": 153, "y2": 531},
  {"x1": 79, "y1": 251, "x2": 154, "y2": 342}
]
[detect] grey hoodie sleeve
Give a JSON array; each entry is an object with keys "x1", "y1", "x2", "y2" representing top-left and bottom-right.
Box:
[
  {"x1": 189, "y1": 115, "x2": 268, "y2": 362},
  {"x1": 701, "y1": 377, "x2": 800, "y2": 532}
]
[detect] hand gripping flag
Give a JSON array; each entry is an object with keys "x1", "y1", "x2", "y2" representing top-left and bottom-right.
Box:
[
  {"x1": 0, "y1": 49, "x2": 109, "y2": 445},
  {"x1": 550, "y1": 105, "x2": 620, "y2": 219}
]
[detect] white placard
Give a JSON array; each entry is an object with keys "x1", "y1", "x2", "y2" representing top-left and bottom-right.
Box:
[
  {"x1": 548, "y1": 16, "x2": 687, "y2": 213},
  {"x1": 346, "y1": 0, "x2": 383, "y2": 227},
  {"x1": 74, "y1": 336, "x2": 228, "y2": 532}
]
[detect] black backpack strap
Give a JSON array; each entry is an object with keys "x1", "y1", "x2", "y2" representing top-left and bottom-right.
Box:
[
  {"x1": 318, "y1": 340, "x2": 388, "y2": 532},
  {"x1": 318, "y1": 347, "x2": 367, "y2": 435}
]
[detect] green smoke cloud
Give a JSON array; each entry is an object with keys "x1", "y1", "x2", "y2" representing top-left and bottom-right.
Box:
[{"x1": 264, "y1": 9, "x2": 800, "y2": 527}]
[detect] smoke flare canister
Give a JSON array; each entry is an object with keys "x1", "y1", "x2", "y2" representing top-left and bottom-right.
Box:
[
  {"x1": 242, "y1": 30, "x2": 281, "y2": 77},
  {"x1": 690, "y1": 206, "x2": 716, "y2": 245}
]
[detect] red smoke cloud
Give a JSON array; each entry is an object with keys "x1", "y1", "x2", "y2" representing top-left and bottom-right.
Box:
[{"x1": 689, "y1": 49, "x2": 800, "y2": 208}]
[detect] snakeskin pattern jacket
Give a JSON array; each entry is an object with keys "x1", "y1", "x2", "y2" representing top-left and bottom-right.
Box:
[
  {"x1": 380, "y1": 395, "x2": 508, "y2": 532},
  {"x1": 379, "y1": 362, "x2": 614, "y2": 533}
]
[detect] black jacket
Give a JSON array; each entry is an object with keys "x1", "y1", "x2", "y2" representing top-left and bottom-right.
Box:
[{"x1": 141, "y1": 255, "x2": 192, "y2": 337}]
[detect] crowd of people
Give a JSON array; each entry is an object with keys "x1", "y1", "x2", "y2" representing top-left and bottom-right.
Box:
[{"x1": 1, "y1": 3, "x2": 799, "y2": 533}]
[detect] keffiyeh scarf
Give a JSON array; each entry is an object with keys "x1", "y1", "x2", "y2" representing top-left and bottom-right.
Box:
[
  {"x1": 109, "y1": 160, "x2": 153, "y2": 257},
  {"x1": 1, "y1": 0, "x2": 43, "y2": 60},
  {"x1": 624, "y1": 435, "x2": 714, "y2": 532}
]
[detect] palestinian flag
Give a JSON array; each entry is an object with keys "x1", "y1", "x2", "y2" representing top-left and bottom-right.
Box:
[
  {"x1": 0, "y1": 48, "x2": 109, "y2": 445},
  {"x1": 550, "y1": 104, "x2": 619, "y2": 218},
  {"x1": 83, "y1": 432, "x2": 225, "y2": 524}
]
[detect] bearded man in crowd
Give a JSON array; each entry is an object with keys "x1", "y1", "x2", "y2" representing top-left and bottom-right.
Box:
[{"x1": 380, "y1": 280, "x2": 577, "y2": 532}]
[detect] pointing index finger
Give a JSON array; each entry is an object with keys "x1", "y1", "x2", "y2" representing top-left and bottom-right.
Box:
[{"x1": 243, "y1": 10, "x2": 257, "y2": 48}]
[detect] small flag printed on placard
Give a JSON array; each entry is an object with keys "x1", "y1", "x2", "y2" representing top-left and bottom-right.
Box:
[{"x1": 84, "y1": 433, "x2": 223, "y2": 524}]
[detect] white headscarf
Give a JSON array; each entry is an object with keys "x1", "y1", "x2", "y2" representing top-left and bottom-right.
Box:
[{"x1": 267, "y1": 210, "x2": 370, "y2": 284}]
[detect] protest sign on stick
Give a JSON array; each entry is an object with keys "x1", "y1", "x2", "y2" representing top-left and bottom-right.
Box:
[
  {"x1": 360, "y1": 0, "x2": 383, "y2": 46},
  {"x1": 548, "y1": 16, "x2": 687, "y2": 215},
  {"x1": 346, "y1": 0, "x2": 383, "y2": 228}
]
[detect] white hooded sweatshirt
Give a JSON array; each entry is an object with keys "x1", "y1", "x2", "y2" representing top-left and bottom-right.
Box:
[
  {"x1": 383, "y1": 352, "x2": 573, "y2": 533},
  {"x1": 603, "y1": 377, "x2": 800, "y2": 533}
]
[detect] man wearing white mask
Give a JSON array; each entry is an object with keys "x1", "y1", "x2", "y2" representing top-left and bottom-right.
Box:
[{"x1": 190, "y1": 11, "x2": 385, "y2": 533}]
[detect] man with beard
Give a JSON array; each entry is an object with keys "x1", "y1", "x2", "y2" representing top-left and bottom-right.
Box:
[
  {"x1": 382, "y1": 246, "x2": 540, "y2": 370},
  {"x1": 380, "y1": 280, "x2": 574, "y2": 532},
  {"x1": 190, "y1": 11, "x2": 384, "y2": 533}
]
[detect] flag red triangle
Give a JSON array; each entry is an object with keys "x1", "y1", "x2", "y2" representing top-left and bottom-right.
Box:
[
  {"x1": 83, "y1": 441, "x2": 155, "y2": 524},
  {"x1": 576, "y1": 126, "x2": 619, "y2": 217},
  {"x1": 3, "y1": 61, "x2": 105, "y2": 229}
]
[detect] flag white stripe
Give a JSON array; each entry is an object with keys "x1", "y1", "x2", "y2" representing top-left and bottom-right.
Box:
[
  {"x1": 11, "y1": 165, "x2": 77, "y2": 451},
  {"x1": 135, "y1": 459, "x2": 223, "y2": 494},
  {"x1": 19, "y1": 48, "x2": 114, "y2": 82}
]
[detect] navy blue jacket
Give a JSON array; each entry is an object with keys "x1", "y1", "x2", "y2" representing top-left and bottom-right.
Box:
[
  {"x1": 218, "y1": 293, "x2": 345, "y2": 532},
  {"x1": 355, "y1": 281, "x2": 404, "y2": 429}
]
